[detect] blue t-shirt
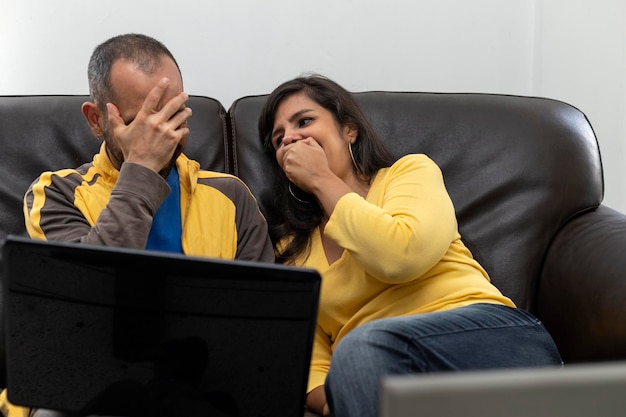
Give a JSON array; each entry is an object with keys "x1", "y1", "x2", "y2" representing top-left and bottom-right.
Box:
[{"x1": 146, "y1": 166, "x2": 183, "y2": 253}]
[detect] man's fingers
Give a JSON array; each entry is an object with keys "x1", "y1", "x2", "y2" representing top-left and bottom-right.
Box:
[
  {"x1": 163, "y1": 92, "x2": 190, "y2": 122},
  {"x1": 140, "y1": 77, "x2": 189, "y2": 126},
  {"x1": 169, "y1": 106, "x2": 193, "y2": 130},
  {"x1": 141, "y1": 77, "x2": 170, "y2": 115}
]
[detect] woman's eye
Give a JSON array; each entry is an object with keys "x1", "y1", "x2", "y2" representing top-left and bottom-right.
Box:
[
  {"x1": 274, "y1": 136, "x2": 283, "y2": 149},
  {"x1": 298, "y1": 117, "x2": 312, "y2": 127}
]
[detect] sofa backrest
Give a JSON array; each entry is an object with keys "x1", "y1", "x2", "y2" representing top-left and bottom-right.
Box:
[
  {"x1": 0, "y1": 92, "x2": 606, "y2": 364},
  {"x1": 0, "y1": 94, "x2": 228, "y2": 243},
  {"x1": 229, "y1": 92, "x2": 603, "y2": 311}
]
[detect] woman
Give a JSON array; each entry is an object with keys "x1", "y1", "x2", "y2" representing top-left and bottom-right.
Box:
[{"x1": 258, "y1": 74, "x2": 562, "y2": 417}]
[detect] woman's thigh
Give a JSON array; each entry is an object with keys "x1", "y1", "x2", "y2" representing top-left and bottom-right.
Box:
[{"x1": 332, "y1": 303, "x2": 563, "y2": 374}]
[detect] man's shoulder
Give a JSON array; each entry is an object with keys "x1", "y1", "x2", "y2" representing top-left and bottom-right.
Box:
[
  {"x1": 196, "y1": 170, "x2": 248, "y2": 189},
  {"x1": 30, "y1": 161, "x2": 97, "y2": 186},
  {"x1": 195, "y1": 170, "x2": 257, "y2": 200},
  {"x1": 197, "y1": 170, "x2": 238, "y2": 180}
]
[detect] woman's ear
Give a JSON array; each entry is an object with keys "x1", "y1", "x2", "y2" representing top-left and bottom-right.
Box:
[
  {"x1": 81, "y1": 101, "x2": 104, "y2": 138},
  {"x1": 344, "y1": 124, "x2": 358, "y2": 144}
]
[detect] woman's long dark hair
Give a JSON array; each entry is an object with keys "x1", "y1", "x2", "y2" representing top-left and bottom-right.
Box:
[{"x1": 258, "y1": 74, "x2": 395, "y2": 264}]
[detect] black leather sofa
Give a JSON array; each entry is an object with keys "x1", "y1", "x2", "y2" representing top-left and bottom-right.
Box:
[{"x1": 1, "y1": 92, "x2": 625, "y2": 393}]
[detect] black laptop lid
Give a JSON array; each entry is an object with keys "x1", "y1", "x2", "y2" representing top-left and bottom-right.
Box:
[{"x1": 2, "y1": 235, "x2": 320, "y2": 417}]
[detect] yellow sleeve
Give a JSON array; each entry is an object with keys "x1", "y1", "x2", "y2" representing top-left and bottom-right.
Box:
[
  {"x1": 0, "y1": 389, "x2": 31, "y2": 417},
  {"x1": 306, "y1": 324, "x2": 332, "y2": 393},
  {"x1": 326, "y1": 154, "x2": 458, "y2": 283}
]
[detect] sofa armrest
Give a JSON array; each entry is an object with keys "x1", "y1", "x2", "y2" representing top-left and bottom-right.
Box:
[{"x1": 537, "y1": 204, "x2": 626, "y2": 362}]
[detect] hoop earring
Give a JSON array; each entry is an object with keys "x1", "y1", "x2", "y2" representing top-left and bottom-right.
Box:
[
  {"x1": 289, "y1": 182, "x2": 311, "y2": 204},
  {"x1": 349, "y1": 143, "x2": 359, "y2": 172}
]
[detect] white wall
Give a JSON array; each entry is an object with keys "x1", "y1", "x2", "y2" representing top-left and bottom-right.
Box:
[
  {"x1": 537, "y1": 0, "x2": 626, "y2": 213},
  {"x1": 1, "y1": 0, "x2": 624, "y2": 212}
]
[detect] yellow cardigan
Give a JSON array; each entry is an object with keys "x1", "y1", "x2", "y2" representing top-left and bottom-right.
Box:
[{"x1": 296, "y1": 154, "x2": 515, "y2": 393}]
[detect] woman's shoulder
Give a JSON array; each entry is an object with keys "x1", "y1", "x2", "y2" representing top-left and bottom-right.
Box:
[{"x1": 391, "y1": 153, "x2": 439, "y2": 171}]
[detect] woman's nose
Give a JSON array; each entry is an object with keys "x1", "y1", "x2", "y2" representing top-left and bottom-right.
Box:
[{"x1": 282, "y1": 134, "x2": 302, "y2": 145}]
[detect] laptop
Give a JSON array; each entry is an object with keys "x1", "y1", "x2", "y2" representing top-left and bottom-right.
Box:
[
  {"x1": 1, "y1": 235, "x2": 321, "y2": 417},
  {"x1": 379, "y1": 361, "x2": 626, "y2": 417}
]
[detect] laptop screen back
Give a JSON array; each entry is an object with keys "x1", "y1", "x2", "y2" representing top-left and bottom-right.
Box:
[
  {"x1": 379, "y1": 362, "x2": 626, "y2": 417},
  {"x1": 2, "y1": 236, "x2": 320, "y2": 417}
]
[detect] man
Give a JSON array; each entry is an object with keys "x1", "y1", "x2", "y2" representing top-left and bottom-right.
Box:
[
  {"x1": 0, "y1": 33, "x2": 274, "y2": 417},
  {"x1": 23, "y1": 33, "x2": 273, "y2": 259}
]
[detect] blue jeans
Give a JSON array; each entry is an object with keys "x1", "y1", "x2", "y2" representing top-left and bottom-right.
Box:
[{"x1": 324, "y1": 303, "x2": 563, "y2": 417}]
